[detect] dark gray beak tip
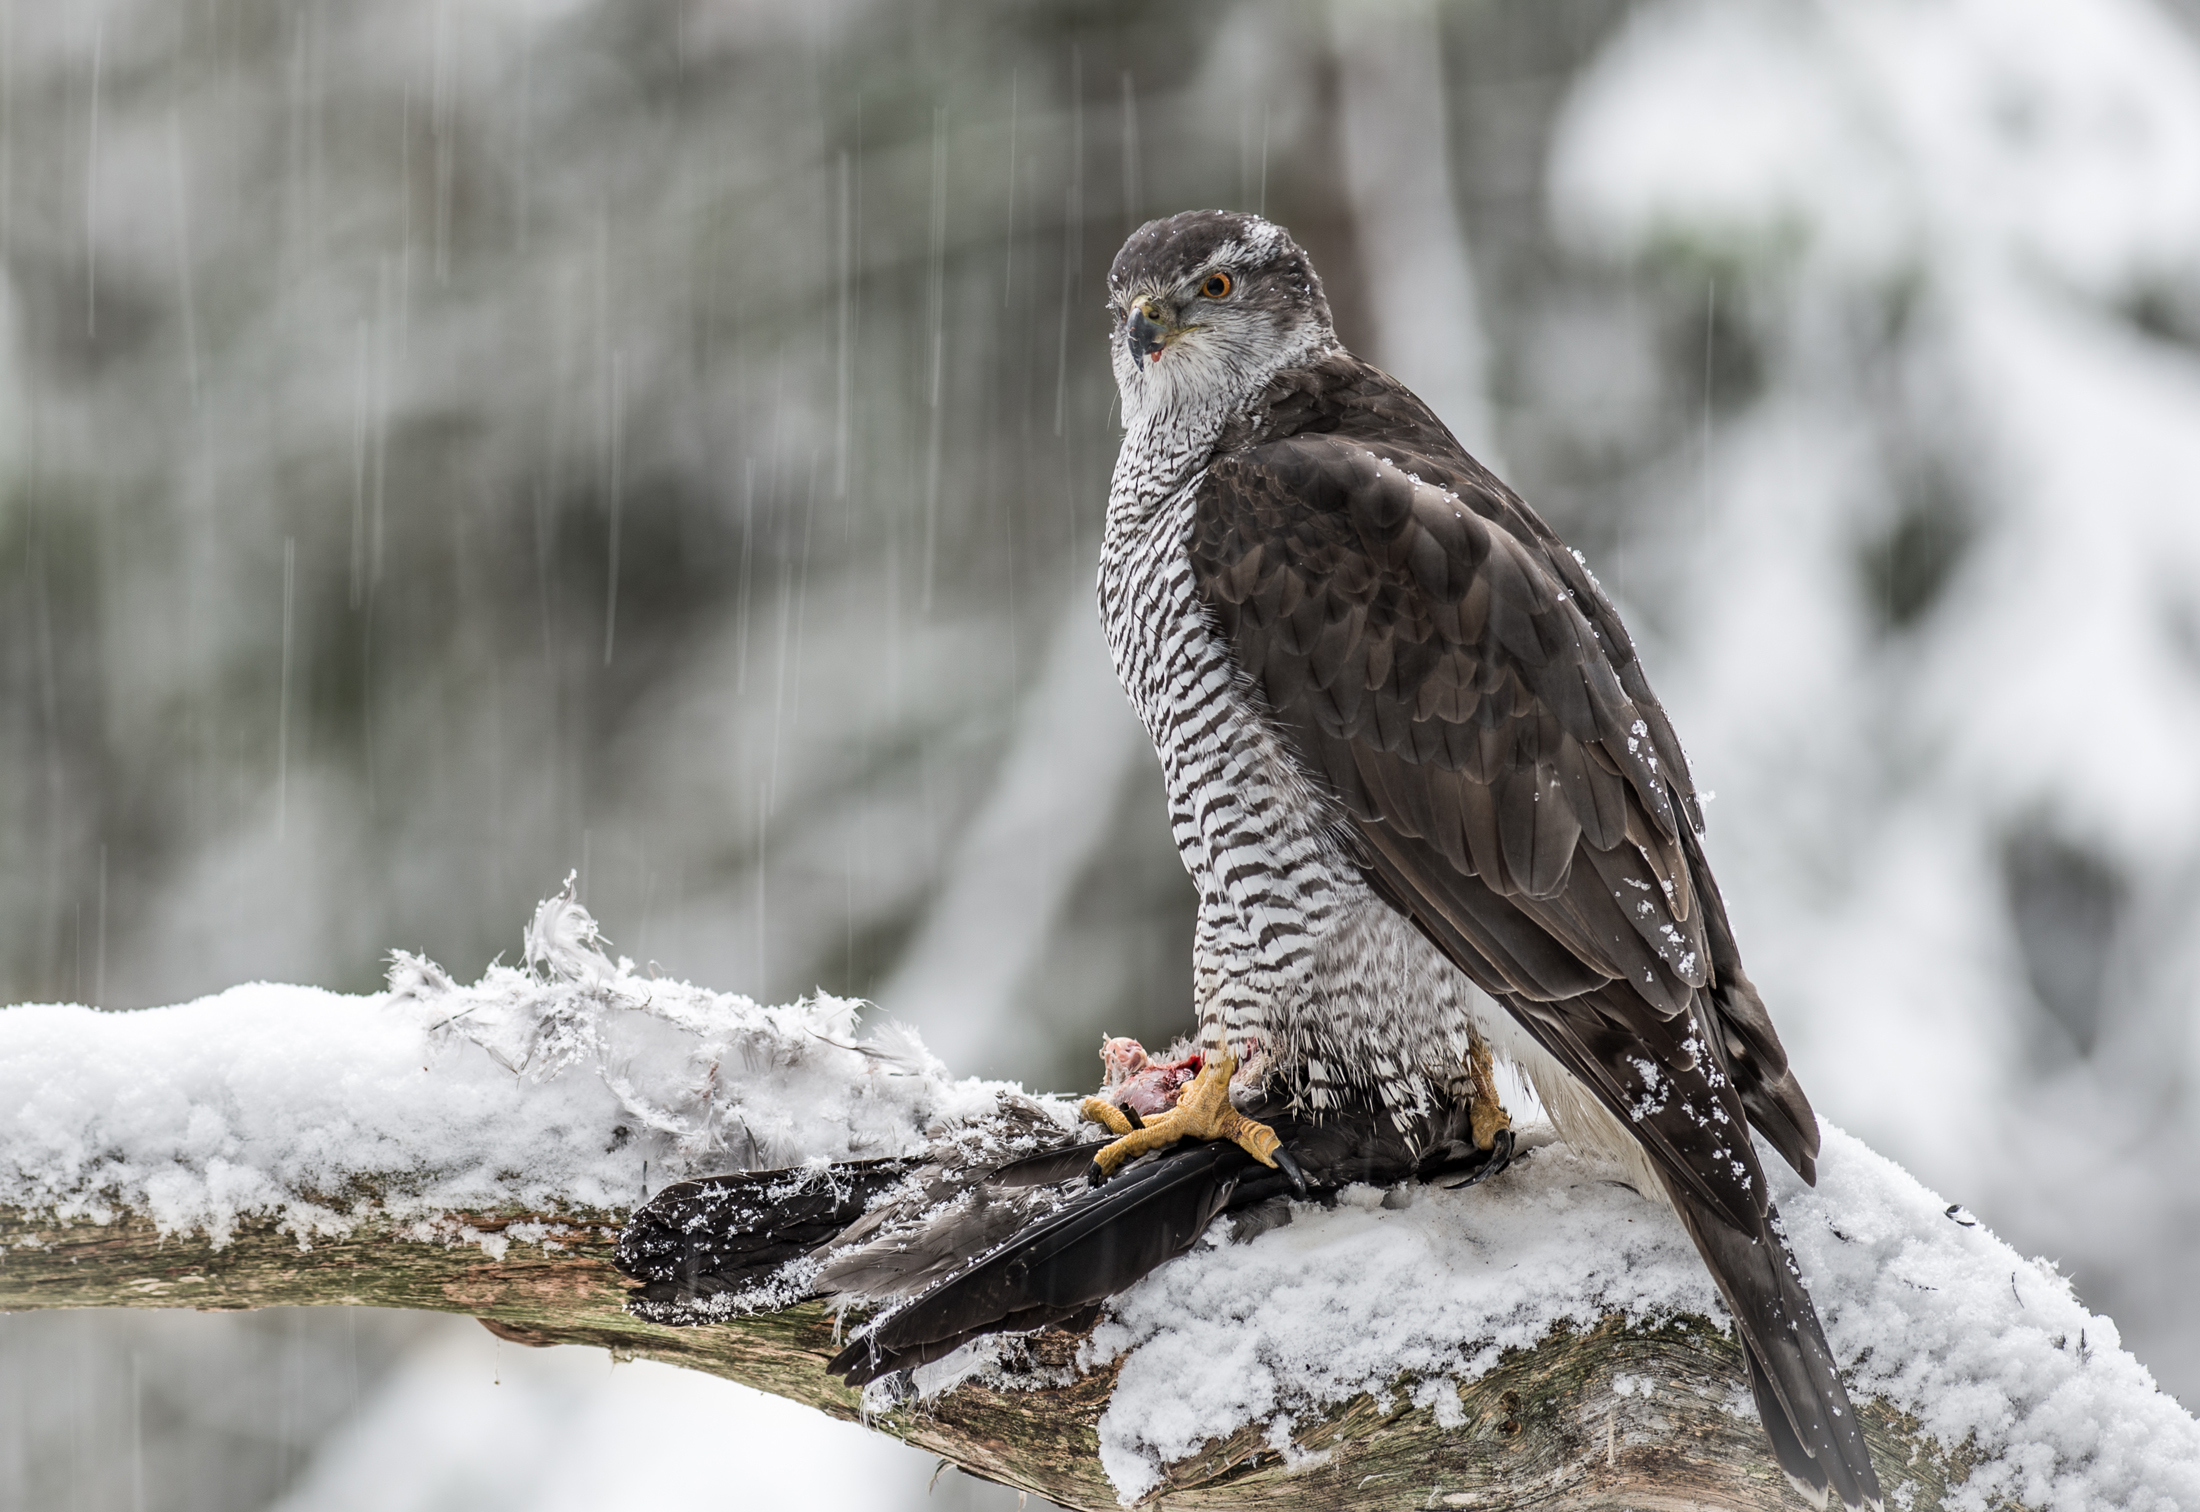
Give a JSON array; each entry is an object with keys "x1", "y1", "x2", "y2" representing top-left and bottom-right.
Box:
[{"x1": 1127, "y1": 307, "x2": 1167, "y2": 365}]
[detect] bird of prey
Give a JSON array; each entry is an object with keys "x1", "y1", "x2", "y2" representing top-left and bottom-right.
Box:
[
  {"x1": 615, "y1": 210, "x2": 1881, "y2": 1512},
  {"x1": 1081, "y1": 209, "x2": 1878, "y2": 1509}
]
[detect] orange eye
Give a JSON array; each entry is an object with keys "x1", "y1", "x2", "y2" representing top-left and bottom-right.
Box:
[{"x1": 1200, "y1": 272, "x2": 1234, "y2": 299}]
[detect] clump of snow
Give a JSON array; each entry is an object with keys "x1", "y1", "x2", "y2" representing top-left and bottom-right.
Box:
[
  {"x1": 1082, "y1": 1127, "x2": 2200, "y2": 1510},
  {"x1": 0, "y1": 886, "x2": 1010, "y2": 1248},
  {"x1": 1785, "y1": 1131, "x2": 2200, "y2": 1512},
  {"x1": 1080, "y1": 1137, "x2": 1717, "y2": 1501}
]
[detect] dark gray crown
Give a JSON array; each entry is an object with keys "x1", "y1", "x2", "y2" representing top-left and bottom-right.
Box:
[{"x1": 1106, "y1": 211, "x2": 1333, "y2": 331}]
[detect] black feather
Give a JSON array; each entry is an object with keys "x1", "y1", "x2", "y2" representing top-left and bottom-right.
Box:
[
  {"x1": 614, "y1": 1158, "x2": 917, "y2": 1323},
  {"x1": 828, "y1": 1139, "x2": 1250, "y2": 1385}
]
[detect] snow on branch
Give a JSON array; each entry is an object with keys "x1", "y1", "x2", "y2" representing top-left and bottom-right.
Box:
[
  {"x1": 1, "y1": 894, "x2": 2194, "y2": 1512},
  {"x1": 1, "y1": 884, "x2": 1002, "y2": 1246}
]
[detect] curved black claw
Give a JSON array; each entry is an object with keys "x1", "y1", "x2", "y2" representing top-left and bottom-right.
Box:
[
  {"x1": 1442, "y1": 1127, "x2": 1517, "y2": 1190},
  {"x1": 1086, "y1": 1159, "x2": 1108, "y2": 1188},
  {"x1": 1273, "y1": 1146, "x2": 1309, "y2": 1198}
]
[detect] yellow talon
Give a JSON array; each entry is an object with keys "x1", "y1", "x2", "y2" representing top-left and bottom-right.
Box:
[
  {"x1": 1468, "y1": 1036, "x2": 1512, "y2": 1153},
  {"x1": 1087, "y1": 1052, "x2": 1297, "y2": 1191},
  {"x1": 1079, "y1": 1097, "x2": 1137, "y2": 1137}
]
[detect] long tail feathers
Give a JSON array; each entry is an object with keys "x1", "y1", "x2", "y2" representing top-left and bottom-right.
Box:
[{"x1": 1664, "y1": 1179, "x2": 1884, "y2": 1512}]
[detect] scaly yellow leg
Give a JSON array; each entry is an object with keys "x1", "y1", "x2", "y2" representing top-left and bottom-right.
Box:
[
  {"x1": 1078, "y1": 1097, "x2": 1137, "y2": 1137},
  {"x1": 1085, "y1": 1052, "x2": 1304, "y2": 1193},
  {"x1": 1468, "y1": 1035, "x2": 1512, "y2": 1153}
]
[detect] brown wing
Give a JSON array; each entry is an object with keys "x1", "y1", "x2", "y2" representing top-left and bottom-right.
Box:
[
  {"x1": 1191, "y1": 353, "x2": 1818, "y2": 1195},
  {"x1": 1193, "y1": 357, "x2": 1881, "y2": 1512}
]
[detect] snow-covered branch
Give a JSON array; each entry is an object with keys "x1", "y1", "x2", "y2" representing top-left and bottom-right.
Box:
[{"x1": 2, "y1": 897, "x2": 2193, "y2": 1511}]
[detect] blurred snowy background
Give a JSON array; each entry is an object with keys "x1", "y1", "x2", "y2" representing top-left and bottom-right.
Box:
[{"x1": 3, "y1": 0, "x2": 2198, "y2": 1505}]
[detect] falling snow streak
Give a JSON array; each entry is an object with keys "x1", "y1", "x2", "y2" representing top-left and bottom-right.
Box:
[
  {"x1": 603, "y1": 350, "x2": 624, "y2": 667},
  {"x1": 349, "y1": 322, "x2": 372, "y2": 609},
  {"x1": 783, "y1": 454, "x2": 821, "y2": 822},
  {"x1": 1002, "y1": 71, "x2": 1018, "y2": 308},
  {"x1": 1701, "y1": 275, "x2": 1716, "y2": 533},
  {"x1": 1119, "y1": 71, "x2": 1140, "y2": 231},
  {"x1": 285, "y1": 0, "x2": 330, "y2": 281},
  {"x1": 83, "y1": 13, "x2": 101, "y2": 339},
  {"x1": 834, "y1": 150, "x2": 853, "y2": 506},
  {"x1": 430, "y1": 0, "x2": 454, "y2": 283},
  {"x1": 168, "y1": 109, "x2": 200, "y2": 408},
  {"x1": 515, "y1": 22, "x2": 536, "y2": 253},
  {"x1": 277, "y1": 537, "x2": 295, "y2": 841},
  {"x1": 370, "y1": 259, "x2": 393, "y2": 590},
  {"x1": 736, "y1": 459, "x2": 756, "y2": 695},
  {"x1": 1054, "y1": 46, "x2": 1082, "y2": 440},
  {"x1": 920, "y1": 107, "x2": 949, "y2": 614},
  {"x1": 1258, "y1": 104, "x2": 1270, "y2": 217},
  {"x1": 93, "y1": 842, "x2": 105, "y2": 1008},
  {"x1": 0, "y1": 0, "x2": 13, "y2": 253}
]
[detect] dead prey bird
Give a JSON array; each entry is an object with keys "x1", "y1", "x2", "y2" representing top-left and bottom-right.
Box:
[
  {"x1": 617, "y1": 211, "x2": 1881, "y2": 1511},
  {"x1": 615, "y1": 1037, "x2": 1512, "y2": 1375}
]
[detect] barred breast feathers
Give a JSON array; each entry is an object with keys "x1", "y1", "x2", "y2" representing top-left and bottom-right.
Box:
[{"x1": 1100, "y1": 364, "x2": 1482, "y2": 1121}]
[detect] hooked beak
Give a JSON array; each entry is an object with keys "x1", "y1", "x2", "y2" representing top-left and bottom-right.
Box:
[{"x1": 1127, "y1": 303, "x2": 1172, "y2": 365}]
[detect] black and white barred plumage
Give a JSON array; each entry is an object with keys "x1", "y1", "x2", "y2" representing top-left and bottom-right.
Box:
[
  {"x1": 1101, "y1": 219, "x2": 1481, "y2": 1122},
  {"x1": 1098, "y1": 210, "x2": 1881, "y2": 1511}
]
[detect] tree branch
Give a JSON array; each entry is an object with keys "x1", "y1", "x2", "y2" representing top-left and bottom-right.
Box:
[
  {"x1": 0, "y1": 1201, "x2": 1983, "y2": 1511},
  {"x1": 9, "y1": 941, "x2": 2158, "y2": 1508}
]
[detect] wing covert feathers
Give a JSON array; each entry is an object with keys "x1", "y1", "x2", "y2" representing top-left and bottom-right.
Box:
[{"x1": 1190, "y1": 351, "x2": 1811, "y2": 1175}]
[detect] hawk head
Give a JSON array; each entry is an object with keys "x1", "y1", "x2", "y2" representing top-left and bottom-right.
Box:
[{"x1": 1106, "y1": 210, "x2": 1335, "y2": 425}]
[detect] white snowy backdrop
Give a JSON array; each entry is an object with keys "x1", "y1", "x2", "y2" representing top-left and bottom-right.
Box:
[
  {"x1": 1547, "y1": 0, "x2": 2200, "y2": 1391},
  {"x1": 2, "y1": 0, "x2": 2196, "y2": 1507}
]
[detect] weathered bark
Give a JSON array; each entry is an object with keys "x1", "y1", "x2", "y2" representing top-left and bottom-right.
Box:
[{"x1": 0, "y1": 1201, "x2": 1988, "y2": 1510}]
